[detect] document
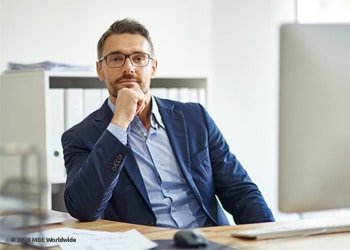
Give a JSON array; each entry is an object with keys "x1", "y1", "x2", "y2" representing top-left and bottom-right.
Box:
[
  {"x1": 7, "y1": 61, "x2": 93, "y2": 72},
  {"x1": 64, "y1": 89, "x2": 84, "y2": 130},
  {"x1": 1, "y1": 227, "x2": 157, "y2": 250}
]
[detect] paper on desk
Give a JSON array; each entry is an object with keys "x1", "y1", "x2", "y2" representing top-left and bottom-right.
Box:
[{"x1": 27, "y1": 227, "x2": 158, "y2": 250}]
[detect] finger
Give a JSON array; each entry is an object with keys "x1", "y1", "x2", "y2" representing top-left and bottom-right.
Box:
[{"x1": 135, "y1": 99, "x2": 146, "y2": 114}]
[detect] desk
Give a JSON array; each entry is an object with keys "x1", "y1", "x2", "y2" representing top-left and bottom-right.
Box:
[{"x1": 1, "y1": 212, "x2": 350, "y2": 250}]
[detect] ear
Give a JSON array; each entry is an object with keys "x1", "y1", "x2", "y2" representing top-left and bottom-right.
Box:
[
  {"x1": 150, "y1": 59, "x2": 158, "y2": 79},
  {"x1": 96, "y1": 61, "x2": 105, "y2": 81}
]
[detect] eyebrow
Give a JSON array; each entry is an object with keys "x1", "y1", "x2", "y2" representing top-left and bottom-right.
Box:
[{"x1": 106, "y1": 51, "x2": 148, "y2": 56}]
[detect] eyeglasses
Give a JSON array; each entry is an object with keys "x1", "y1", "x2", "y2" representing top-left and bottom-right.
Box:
[{"x1": 98, "y1": 52, "x2": 154, "y2": 68}]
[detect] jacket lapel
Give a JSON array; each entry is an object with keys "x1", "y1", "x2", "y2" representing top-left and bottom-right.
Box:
[
  {"x1": 155, "y1": 98, "x2": 192, "y2": 174},
  {"x1": 124, "y1": 152, "x2": 153, "y2": 208},
  {"x1": 155, "y1": 98, "x2": 208, "y2": 213}
]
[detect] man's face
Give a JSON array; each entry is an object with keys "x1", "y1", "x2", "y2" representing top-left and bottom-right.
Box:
[{"x1": 96, "y1": 33, "x2": 157, "y2": 102}]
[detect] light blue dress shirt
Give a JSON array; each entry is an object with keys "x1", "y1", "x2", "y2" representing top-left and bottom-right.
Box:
[{"x1": 106, "y1": 97, "x2": 210, "y2": 228}]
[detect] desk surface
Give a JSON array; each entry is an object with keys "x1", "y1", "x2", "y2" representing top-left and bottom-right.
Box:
[{"x1": 2, "y1": 211, "x2": 350, "y2": 250}]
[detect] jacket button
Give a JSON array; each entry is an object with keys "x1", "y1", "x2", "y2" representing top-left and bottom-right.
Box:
[
  {"x1": 112, "y1": 154, "x2": 124, "y2": 171},
  {"x1": 116, "y1": 154, "x2": 123, "y2": 161},
  {"x1": 113, "y1": 154, "x2": 123, "y2": 166}
]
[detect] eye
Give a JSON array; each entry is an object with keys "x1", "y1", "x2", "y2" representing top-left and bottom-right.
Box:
[
  {"x1": 108, "y1": 54, "x2": 124, "y2": 63},
  {"x1": 135, "y1": 57, "x2": 143, "y2": 62},
  {"x1": 132, "y1": 53, "x2": 147, "y2": 63}
]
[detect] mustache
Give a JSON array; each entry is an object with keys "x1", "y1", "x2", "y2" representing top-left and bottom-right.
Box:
[{"x1": 116, "y1": 74, "x2": 138, "y2": 82}]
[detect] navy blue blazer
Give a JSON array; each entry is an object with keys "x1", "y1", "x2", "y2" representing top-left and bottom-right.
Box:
[{"x1": 62, "y1": 97, "x2": 274, "y2": 226}]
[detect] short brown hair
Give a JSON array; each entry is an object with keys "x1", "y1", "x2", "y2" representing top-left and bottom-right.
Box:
[{"x1": 97, "y1": 18, "x2": 155, "y2": 59}]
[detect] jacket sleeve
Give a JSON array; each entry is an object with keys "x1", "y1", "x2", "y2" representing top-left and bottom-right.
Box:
[
  {"x1": 62, "y1": 128, "x2": 129, "y2": 221},
  {"x1": 200, "y1": 106, "x2": 275, "y2": 224}
]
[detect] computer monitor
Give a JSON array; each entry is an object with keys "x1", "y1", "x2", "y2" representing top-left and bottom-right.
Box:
[{"x1": 278, "y1": 23, "x2": 350, "y2": 214}]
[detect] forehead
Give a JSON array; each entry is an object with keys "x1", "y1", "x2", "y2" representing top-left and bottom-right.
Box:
[{"x1": 102, "y1": 33, "x2": 151, "y2": 55}]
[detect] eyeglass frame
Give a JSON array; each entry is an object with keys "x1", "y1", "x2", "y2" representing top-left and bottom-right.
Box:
[{"x1": 98, "y1": 52, "x2": 155, "y2": 68}]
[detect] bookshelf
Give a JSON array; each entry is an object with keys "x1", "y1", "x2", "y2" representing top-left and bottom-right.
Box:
[{"x1": 0, "y1": 71, "x2": 207, "y2": 211}]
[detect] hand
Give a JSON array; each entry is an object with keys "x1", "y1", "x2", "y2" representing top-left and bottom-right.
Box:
[{"x1": 111, "y1": 87, "x2": 148, "y2": 130}]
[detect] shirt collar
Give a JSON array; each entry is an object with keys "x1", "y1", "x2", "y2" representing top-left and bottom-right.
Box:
[
  {"x1": 150, "y1": 96, "x2": 165, "y2": 129},
  {"x1": 107, "y1": 96, "x2": 165, "y2": 129}
]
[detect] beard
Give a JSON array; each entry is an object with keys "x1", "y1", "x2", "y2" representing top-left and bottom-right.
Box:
[{"x1": 108, "y1": 74, "x2": 145, "y2": 98}]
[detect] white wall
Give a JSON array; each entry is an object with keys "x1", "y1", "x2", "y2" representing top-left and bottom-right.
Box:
[
  {"x1": 0, "y1": 0, "x2": 296, "y2": 221},
  {"x1": 211, "y1": 0, "x2": 296, "y2": 221},
  {"x1": 0, "y1": 0, "x2": 211, "y2": 77}
]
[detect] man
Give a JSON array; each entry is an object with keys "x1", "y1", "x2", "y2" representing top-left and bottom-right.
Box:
[{"x1": 62, "y1": 18, "x2": 274, "y2": 228}]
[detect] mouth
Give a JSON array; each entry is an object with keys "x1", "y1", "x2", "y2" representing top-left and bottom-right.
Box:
[
  {"x1": 117, "y1": 78, "x2": 139, "y2": 89},
  {"x1": 119, "y1": 78, "x2": 137, "y2": 83}
]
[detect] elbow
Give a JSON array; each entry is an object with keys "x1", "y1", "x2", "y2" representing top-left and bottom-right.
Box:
[
  {"x1": 67, "y1": 209, "x2": 100, "y2": 222},
  {"x1": 64, "y1": 190, "x2": 101, "y2": 222}
]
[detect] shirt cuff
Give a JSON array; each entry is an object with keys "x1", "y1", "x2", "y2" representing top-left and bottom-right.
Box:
[{"x1": 107, "y1": 123, "x2": 127, "y2": 145}]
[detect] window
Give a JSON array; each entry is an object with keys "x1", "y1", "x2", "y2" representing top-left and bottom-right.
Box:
[{"x1": 297, "y1": 0, "x2": 350, "y2": 23}]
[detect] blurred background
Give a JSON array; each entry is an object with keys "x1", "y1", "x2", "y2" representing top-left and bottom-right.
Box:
[{"x1": 0, "y1": 0, "x2": 349, "y2": 222}]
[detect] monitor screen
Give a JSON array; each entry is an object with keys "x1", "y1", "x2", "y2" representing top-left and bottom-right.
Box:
[{"x1": 278, "y1": 23, "x2": 350, "y2": 213}]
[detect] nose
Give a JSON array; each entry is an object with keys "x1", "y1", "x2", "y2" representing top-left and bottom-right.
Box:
[{"x1": 122, "y1": 57, "x2": 135, "y2": 74}]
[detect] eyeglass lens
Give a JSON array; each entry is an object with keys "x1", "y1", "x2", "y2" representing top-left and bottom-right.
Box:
[{"x1": 106, "y1": 53, "x2": 150, "y2": 67}]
